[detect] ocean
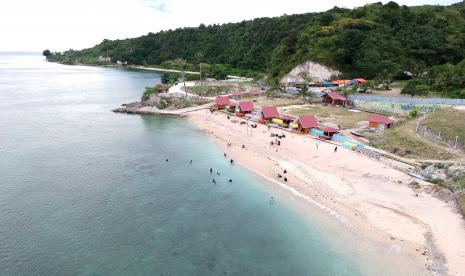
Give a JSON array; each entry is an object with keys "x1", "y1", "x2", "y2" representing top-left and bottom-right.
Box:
[{"x1": 0, "y1": 53, "x2": 418, "y2": 275}]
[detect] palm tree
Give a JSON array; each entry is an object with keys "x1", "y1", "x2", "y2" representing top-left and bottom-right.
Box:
[
  {"x1": 174, "y1": 58, "x2": 187, "y2": 96},
  {"x1": 297, "y1": 82, "x2": 310, "y2": 100}
]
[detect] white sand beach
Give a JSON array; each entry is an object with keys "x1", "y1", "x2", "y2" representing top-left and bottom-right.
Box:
[{"x1": 188, "y1": 109, "x2": 465, "y2": 275}]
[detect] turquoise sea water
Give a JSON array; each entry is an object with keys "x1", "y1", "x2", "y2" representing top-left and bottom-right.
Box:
[{"x1": 0, "y1": 53, "x2": 418, "y2": 275}]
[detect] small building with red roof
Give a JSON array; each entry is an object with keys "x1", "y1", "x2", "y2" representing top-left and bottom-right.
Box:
[
  {"x1": 261, "y1": 106, "x2": 280, "y2": 121},
  {"x1": 296, "y1": 115, "x2": 318, "y2": 133},
  {"x1": 353, "y1": 78, "x2": 367, "y2": 84},
  {"x1": 215, "y1": 96, "x2": 231, "y2": 110},
  {"x1": 322, "y1": 92, "x2": 347, "y2": 106},
  {"x1": 235, "y1": 101, "x2": 255, "y2": 116},
  {"x1": 318, "y1": 127, "x2": 339, "y2": 138},
  {"x1": 230, "y1": 90, "x2": 242, "y2": 100},
  {"x1": 367, "y1": 114, "x2": 394, "y2": 130}
]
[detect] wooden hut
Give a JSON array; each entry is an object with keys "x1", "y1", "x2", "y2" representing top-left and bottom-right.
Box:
[
  {"x1": 367, "y1": 114, "x2": 394, "y2": 130},
  {"x1": 236, "y1": 101, "x2": 255, "y2": 117},
  {"x1": 215, "y1": 96, "x2": 231, "y2": 110},
  {"x1": 261, "y1": 106, "x2": 280, "y2": 123},
  {"x1": 319, "y1": 127, "x2": 339, "y2": 139},
  {"x1": 231, "y1": 90, "x2": 242, "y2": 100},
  {"x1": 249, "y1": 88, "x2": 262, "y2": 97},
  {"x1": 295, "y1": 115, "x2": 318, "y2": 133},
  {"x1": 322, "y1": 92, "x2": 346, "y2": 106}
]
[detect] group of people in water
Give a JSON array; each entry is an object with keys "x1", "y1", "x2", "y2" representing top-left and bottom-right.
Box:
[{"x1": 208, "y1": 149, "x2": 236, "y2": 185}]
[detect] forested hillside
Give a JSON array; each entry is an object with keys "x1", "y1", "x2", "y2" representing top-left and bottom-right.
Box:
[{"x1": 47, "y1": 1, "x2": 465, "y2": 83}]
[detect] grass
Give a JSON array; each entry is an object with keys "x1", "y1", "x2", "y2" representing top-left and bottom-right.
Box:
[
  {"x1": 390, "y1": 80, "x2": 408, "y2": 89},
  {"x1": 368, "y1": 119, "x2": 456, "y2": 160},
  {"x1": 420, "y1": 108, "x2": 465, "y2": 146},
  {"x1": 283, "y1": 105, "x2": 372, "y2": 129},
  {"x1": 142, "y1": 86, "x2": 162, "y2": 101}
]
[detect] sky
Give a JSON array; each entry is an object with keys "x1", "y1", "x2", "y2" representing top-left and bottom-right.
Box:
[{"x1": 0, "y1": 0, "x2": 461, "y2": 52}]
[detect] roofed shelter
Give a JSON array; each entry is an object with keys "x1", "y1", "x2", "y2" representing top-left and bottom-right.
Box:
[
  {"x1": 231, "y1": 90, "x2": 242, "y2": 100},
  {"x1": 295, "y1": 115, "x2": 318, "y2": 133},
  {"x1": 261, "y1": 106, "x2": 280, "y2": 121},
  {"x1": 353, "y1": 78, "x2": 367, "y2": 84},
  {"x1": 319, "y1": 127, "x2": 339, "y2": 138},
  {"x1": 249, "y1": 88, "x2": 262, "y2": 97},
  {"x1": 367, "y1": 114, "x2": 394, "y2": 130},
  {"x1": 236, "y1": 101, "x2": 255, "y2": 117},
  {"x1": 215, "y1": 96, "x2": 231, "y2": 110},
  {"x1": 322, "y1": 92, "x2": 346, "y2": 106}
]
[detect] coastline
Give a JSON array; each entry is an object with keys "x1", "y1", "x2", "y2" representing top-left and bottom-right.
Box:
[{"x1": 186, "y1": 109, "x2": 465, "y2": 275}]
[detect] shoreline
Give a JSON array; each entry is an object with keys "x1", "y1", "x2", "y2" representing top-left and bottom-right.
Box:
[{"x1": 186, "y1": 109, "x2": 465, "y2": 275}]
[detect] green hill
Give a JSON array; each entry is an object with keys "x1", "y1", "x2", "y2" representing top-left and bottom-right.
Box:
[{"x1": 46, "y1": 1, "x2": 465, "y2": 83}]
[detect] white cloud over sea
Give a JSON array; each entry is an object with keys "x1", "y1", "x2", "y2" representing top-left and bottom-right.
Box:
[{"x1": 0, "y1": 0, "x2": 460, "y2": 51}]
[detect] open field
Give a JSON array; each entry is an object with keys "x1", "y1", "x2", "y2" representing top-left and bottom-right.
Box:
[
  {"x1": 368, "y1": 119, "x2": 457, "y2": 160},
  {"x1": 281, "y1": 104, "x2": 372, "y2": 129},
  {"x1": 421, "y1": 108, "x2": 465, "y2": 144},
  {"x1": 185, "y1": 82, "x2": 259, "y2": 97}
]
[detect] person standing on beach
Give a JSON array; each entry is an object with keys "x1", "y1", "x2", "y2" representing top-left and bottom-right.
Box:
[
  {"x1": 334, "y1": 146, "x2": 338, "y2": 153},
  {"x1": 210, "y1": 168, "x2": 213, "y2": 174}
]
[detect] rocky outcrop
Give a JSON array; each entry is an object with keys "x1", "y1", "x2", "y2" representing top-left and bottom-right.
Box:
[{"x1": 281, "y1": 61, "x2": 340, "y2": 84}]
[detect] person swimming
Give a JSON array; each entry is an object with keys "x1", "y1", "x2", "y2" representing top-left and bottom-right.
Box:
[
  {"x1": 228, "y1": 179, "x2": 233, "y2": 183},
  {"x1": 269, "y1": 196, "x2": 275, "y2": 204},
  {"x1": 217, "y1": 172, "x2": 221, "y2": 176},
  {"x1": 165, "y1": 158, "x2": 169, "y2": 162},
  {"x1": 212, "y1": 179, "x2": 216, "y2": 184}
]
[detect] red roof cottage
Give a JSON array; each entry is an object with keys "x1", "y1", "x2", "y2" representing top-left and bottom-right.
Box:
[
  {"x1": 322, "y1": 92, "x2": 346, "y2": 106},
  {"x1": 215, "y1": 96, "x2": 231, "y2": 110},
  {"x1": 367, "y1": 114, "x2": 394, "y2": 130},
  {"x1": 235, "y1": 101, "x2": 255, "y2": 117},
  {"x1": 261, "y1": 106, "x2": 280, "y2": 121},
  {"x1": 297, "y1": 115, "x2": 318, "y2": 133}
]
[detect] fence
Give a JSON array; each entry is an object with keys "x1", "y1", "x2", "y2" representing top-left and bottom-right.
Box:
[
  {"x1": 348, "y1": 95, "x2": 465, "y2": 114},
  {"x1": 415, "y1": 123, "x2": 464, "y2": 151},
  {"x1": 348, "y1": 95, "x2": 465, "y2": 105}
]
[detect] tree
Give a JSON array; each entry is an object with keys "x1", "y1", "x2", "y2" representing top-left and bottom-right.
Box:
[
  {"x1": 161, "y1": 73, "x2": 171, "y2": 85},
  {"x1": 174, "y1": 58, "x2": 187, "y2": 96},
  {"x1": 268, "y1": 78, "x2": 284, "y2": 95},
  {"x1": 195, "y1": 52, "x2": 204, "y2": 87},
  {"x1": 209, "y1": 64, "x2": 227, "y2": 80},
  {"x1": 42, "y1": 49, "x2": 51, "y2": 57},
  {"x1": 375, "y1": 60, "x2": 400, "y2": 90},
  {"x1": 297, "y1": 82, "x2": 311, "y2": 99},
  {"x1": 401, "y1": 79, "x2": 429, "y2": 97}
]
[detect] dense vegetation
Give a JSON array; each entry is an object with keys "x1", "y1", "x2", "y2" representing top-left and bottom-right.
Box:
[{"x1": 46, "y1": 1, "x2": 465, "y2": 95}]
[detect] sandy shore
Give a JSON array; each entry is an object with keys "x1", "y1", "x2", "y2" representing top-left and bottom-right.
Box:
[{"x1": 187, "y1": 109, "x2": 465, "y2": 275}]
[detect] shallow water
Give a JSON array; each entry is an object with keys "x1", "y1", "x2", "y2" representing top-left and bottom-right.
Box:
[{"x1": 0, "y1": 53, "x2": 422, "y2": 275}]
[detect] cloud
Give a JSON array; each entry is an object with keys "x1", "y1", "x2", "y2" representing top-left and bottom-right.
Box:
[
  {"x1": 140, "y1": 0, "x2": 170, "y2": 13},
  {"x1": 0, "y1": 0, "x2": 461, "y2": 51}
]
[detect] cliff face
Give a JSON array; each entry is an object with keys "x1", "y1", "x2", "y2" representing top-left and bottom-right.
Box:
[{"x1": 281, "y1": 61, "x2": 340, "y2": 84}]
